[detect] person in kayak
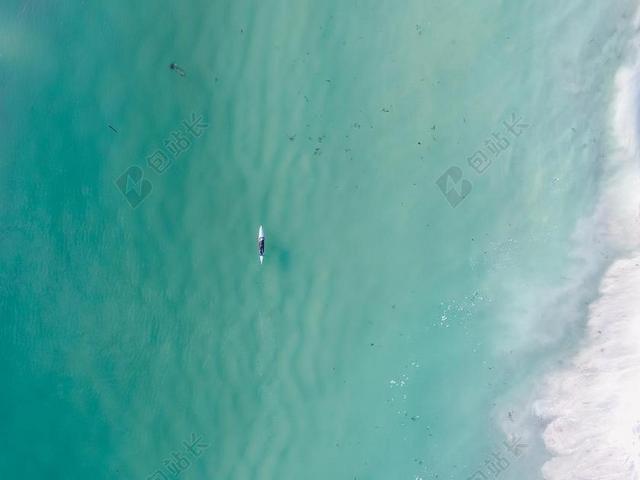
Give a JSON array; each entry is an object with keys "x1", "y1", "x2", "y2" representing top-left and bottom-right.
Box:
[{"x1": 257, "y1": 225, "x2": 265, "y2": 264}]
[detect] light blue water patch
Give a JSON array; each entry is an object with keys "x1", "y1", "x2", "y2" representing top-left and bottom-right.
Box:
[{"x1": 0, "y1": 0, "x2": 634, "y2": 479}]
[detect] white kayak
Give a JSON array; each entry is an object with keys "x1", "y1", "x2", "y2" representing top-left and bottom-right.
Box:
[{"x1": 257, "y1": 225, "x2": 265, "y2": 264}]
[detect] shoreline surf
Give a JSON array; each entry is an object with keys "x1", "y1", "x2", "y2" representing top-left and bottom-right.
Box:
[{"x1": 532, "y1": 9, "x2": 640, "y2": 478}]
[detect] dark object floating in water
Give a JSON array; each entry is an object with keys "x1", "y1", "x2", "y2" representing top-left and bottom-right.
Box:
[
  {"x1": 108, "y1": 124, "x2": 118, "y2": 133},
  {"x1": 169, "y1": 63, "x2": 186, "y2": 77}
]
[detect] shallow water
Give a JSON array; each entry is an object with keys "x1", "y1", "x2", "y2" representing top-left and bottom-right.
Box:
[{"x1": 1, "y1": 1, "x2": 638, "y2": 479}]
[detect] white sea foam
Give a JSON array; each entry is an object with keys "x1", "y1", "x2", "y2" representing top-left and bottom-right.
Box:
[
  {"x1": 535, "y1": 254, "x2": 640, "y2": 479},
  {"x1": 532, "y1": 15, "x2": 640, "y2": 479}
]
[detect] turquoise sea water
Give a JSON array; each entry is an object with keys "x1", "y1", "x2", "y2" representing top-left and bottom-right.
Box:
[{"x1": 2, "y1": 1, "x2": 639, "y2": 479}]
